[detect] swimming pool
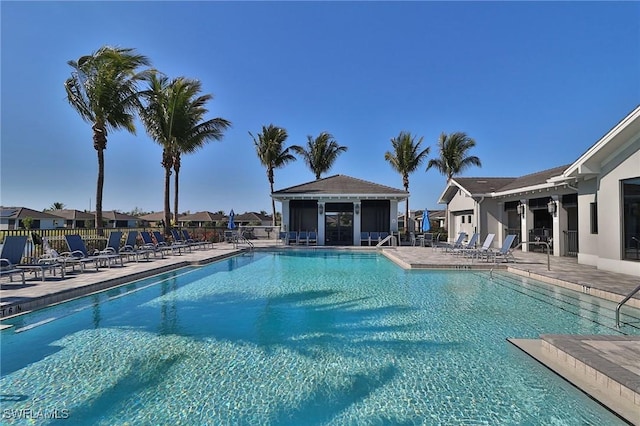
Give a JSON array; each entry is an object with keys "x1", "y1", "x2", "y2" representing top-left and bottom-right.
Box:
[{"x1": 0, "y1": 250, "x2": 636, "y2": 425}]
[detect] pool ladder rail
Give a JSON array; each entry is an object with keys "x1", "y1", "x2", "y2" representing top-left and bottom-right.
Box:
[
  {"x1": 232, "y1": 232, "x2": 254, "y2": 251},
  {"x1": 616, "y1": 282, "x2": 640, "y2": 328}
]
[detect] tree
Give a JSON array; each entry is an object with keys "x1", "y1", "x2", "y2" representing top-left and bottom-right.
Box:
[
  {"x1": 169, "y1": 80, "x2": 230, "y2": 225},
  {"x1": 290, "y1": 132, "x2": 347, "y2": 179},
  {"x1": 249, "y1": 125, "x2": 297, "y2": 226},
  {"x1": 426, "y1": 132, "x2": 481, "y2": 231},
  {"x1": 65, "y1": 46, "x2": 151, "y2": 235},
  {"x1": 45, "y1": 202, "x2": 65, "y2": 211},
  {"x1": 384, "y1": 131, "x2": 430, "y2": 237},
  {"x1": 426, "y1": 132, "x2": 481, "y2": 180}
]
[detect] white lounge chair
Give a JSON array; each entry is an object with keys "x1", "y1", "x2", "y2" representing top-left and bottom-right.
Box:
[{"x1": 486, "y1": 234, "x2": 518, "y2": 263}]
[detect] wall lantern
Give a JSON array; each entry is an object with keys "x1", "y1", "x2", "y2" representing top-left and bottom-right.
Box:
[
  {"x1": 354, "y1": 204, "x2": 360, "y2": 215},
  {"x1": 318, "y1": 204, "x2": 324, "y2": 215},
  {"x1": 547, "y1": 199, "x2": 557, "y2": 216},
  {"x1": 516, "y1": 202, "x2": 525, "y2": 217}
]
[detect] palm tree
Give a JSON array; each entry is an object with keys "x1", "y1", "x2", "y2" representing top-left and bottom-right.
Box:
[
  {"x1": 290, "y1": 132, "x2": 347, "y2": 179},
  {"x1": 249, "y1": 125, "x2": 297, "y2": 226},
  {"x1": 384, "y1": 131, "x2": 430, "y2": 237},
  {"x1": 426, "y1": 131, "x2": 481, "y2": 232},
  {"x1": 140, "y1": 75, "x2": 230, "y2": 234},
  {"x1": 169, "y1": 82, "x2": 230, "y2": 225},
  {"x1": 426, "y1": 132, "x2": 481, "y2": 180},
  {"x1": 65, "y1": 46, "x2": 151, "y2": 234}
]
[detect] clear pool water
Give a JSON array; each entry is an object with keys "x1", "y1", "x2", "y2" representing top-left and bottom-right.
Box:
[{"x1": 0, "y1": 251, "x2": 635, "y2": 425}]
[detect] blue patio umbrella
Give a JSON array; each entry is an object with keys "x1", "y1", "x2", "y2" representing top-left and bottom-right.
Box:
[
  {"x1": 228, "y1": 209, "x2": 236, "y2": 229},
  {"x1": 422, "y1": 208, "x2": 431, "y2": 232}
]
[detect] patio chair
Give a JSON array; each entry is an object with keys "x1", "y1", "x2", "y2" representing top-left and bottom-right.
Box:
[
  {"x1": 486, "y1": 234, "x2": 518, "y2": 263},
  {"x1": 153, "y1": 231, "x2": 188, "y2": 254},
  {"x1": 277, "y1": 231, "x2": 287, "y2": 245},
  {"x1": 0, "y1": 235, "x2": 26, "y2": 284},
  {"x1": 286, "y1": 231, "x2": 297, "y2": 245},
  {"x1": 297, "y1": 231, "x2": 308, "y2": 246},
  {"x1": 139, "y1": 231, "x2": 169, "y2": 258},
  {"x1": 62, "y1": 235, "x2": 112, "y2": 272},
  {"x1": 463, "y1": 233, "x2": 495, "y2": 259},
  {"x1": 369, "y1": 232, "x2": 380, "y2": 245},
  {"x1": 421, "y1": 233, "x2": 435, "y2": 247},
  {"x1": 1, "y1": 235, "x2": 66, "y2": 282},
  {"x1": 307, "y1": 231, "x2": 317, "y2": 245},
  {"x1": 360, "y1": 232, "x2": 370, "y2": 246}
]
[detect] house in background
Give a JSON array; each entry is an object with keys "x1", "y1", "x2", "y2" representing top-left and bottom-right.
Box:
[
  {"x1": 99, "y1": 211, "x2": 140, "y2": 228},
  {"x1": 437, "y1": 105, "x2": 640, "y2": 276},
  {"x1": 234, "y1": 212, "x2": 273, "y2": 227},
  {"x1": 0, "y1": 207, "x2": 64, "y2": 230},
  {"x1": 178, "y1": 211, "x2": 224, "y2": 227},
  {"x1": 272, "y1": 174, "x2": 407, "y2": 246},
  {"x1": 49, "y1": 209, "x2": 95, "y2": 228}
]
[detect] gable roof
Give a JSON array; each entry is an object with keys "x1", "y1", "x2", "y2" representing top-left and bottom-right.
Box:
[
  {"x1": 561, "y1": 105, "x2": 640, "y2": 180},
  {"x1": 234, "y1": 212, "x2": 272, "y2": 222},
  {"x1": 496, "y1": 164, "x2": 570, "y2": 193},
  {"x1": 179, "y1": 211, "x2": 225, "y2": 222},
  {"x1": 0, "y1": 207, "x2": 62, "y2": 220},
  {"x1": 272, "y1": 174, "x2": 407, "y2": 200},
  {"x1": 49, "y1": 209, "x2": 94, "y2": 221}
]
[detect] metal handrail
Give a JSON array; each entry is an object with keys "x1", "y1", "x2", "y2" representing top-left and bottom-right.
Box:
[
  {"x1": 513, "y1": 241, "x2": 551, "y2": 271},
  {"x1": 233, "y1": 232, "x2": 254, "y2": 251},
  {"x1": 376, "y1": 234, "x2": 397, "y2": 247},
  {"x1": 615, "y1": 283, "x2": 640, "y2": 328}
]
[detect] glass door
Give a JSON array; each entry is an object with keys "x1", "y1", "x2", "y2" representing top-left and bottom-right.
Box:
[{"x1": 324, "y1": 203, "x2": 354, "y2": 245}]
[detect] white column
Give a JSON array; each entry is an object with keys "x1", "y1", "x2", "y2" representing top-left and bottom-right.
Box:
[
  {"x1": 317, "y1": 201, "x2": 325, "y2": 246},
  {"x1": 521, "y1": 199, "x2": 530, "y2": 252},
  {"x1": 280, "y1": 200, "x2": 290, "y2": 233},
  {"x1": 552, "y1": 195, "x2": 566, "y2": 257},
  {"x1": 497, "y1": 202, "x2": 504, "y2": 248},
  {"x1": 390, "y1": 200, "x2": 399, "y2": 232},
  {"x1": 353, "y1": 201, "x2": 362, "y2": 245}
]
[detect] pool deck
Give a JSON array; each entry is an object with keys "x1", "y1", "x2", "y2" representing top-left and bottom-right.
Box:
[{"x1": 1, "y1": 241, "x2": 639, "y2": 424}]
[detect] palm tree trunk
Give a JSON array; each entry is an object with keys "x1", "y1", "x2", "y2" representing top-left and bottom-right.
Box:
[
  {"x1": 96, "y1": 147, "x2": 105, "y2": 236},
  {"x1": 173, "y1": 169, "x2": 179, "y2": 226},
  {"x1": 164, "y1": 167, "x2": 171, "y2": 236},
  {"x1": 268, "y1": 168, "x2": 276, "y2": 227}
]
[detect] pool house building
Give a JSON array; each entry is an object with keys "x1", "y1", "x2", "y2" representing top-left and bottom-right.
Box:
[
  {"x1": 272, "y1": 175, "x2": 408, "y2": 246},
  {"x1": 438, "y1": 105, "x2": 640, "y2": 276}
]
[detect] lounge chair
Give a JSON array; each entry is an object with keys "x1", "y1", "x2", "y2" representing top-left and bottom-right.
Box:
[
  {"x1": 436, "y1": 232, "x2": 467, "y2": 252},
  {"x1": 171, "y1": 229, "x2": 193, "y2": 250},
  {"x1": 1, "y1": 235, "x2": 67, "y2": 281},
  {"x1": 463, "y1": 233, "x2": 495, "y2": 259},
  {"x1": 139, "y1": 231, "x2": 168, "y2": 258},
  {"x1": 153, "y1": 231, "x2": 188, "y2": 254},
  {"x1": 486, "y1": 234, "x2": 518, "y2": 263},
  {"x1": 182, "y1": 229, "x2": 212, "y2": 250},
  {"x1": 451, "y1": 233, "x2": 479, "y2": 255},
  {"x1": 62, "y1": 235, "x2": 112, "y2": 271},
  {"x1": 97, "y1": 232, "x2": 125, "y2": 266},
  {"x1": 119, "y1": 231, "x2": 153, "y2": 262},
  {"x1": 0, "y1": 236, "x2": 26, "y2": 284},
  {"x1": 307, "y1": 231, "x2": 317, "y2": 245}
]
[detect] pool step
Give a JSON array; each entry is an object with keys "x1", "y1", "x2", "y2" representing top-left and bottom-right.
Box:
[{"x1": 509, "y1": 336, "x2": 640, "y2": 425}]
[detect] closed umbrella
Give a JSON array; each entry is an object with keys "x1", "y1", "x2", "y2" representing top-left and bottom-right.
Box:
[
  {"x1": 228, "y1": 209, "x2": 235, "y2": 230},
  {"x1": 422, "y1": 208, "x2": 431, "y2": 232}
]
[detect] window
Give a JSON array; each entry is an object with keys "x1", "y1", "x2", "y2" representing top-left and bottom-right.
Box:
[
  {"x1": 622, "y1": 178, "x2": 640, "y2": 261},
  {"x1": 590, "y1": 203, "x2": 598, "y2": 234},
  {"x1": 468, "y1": 215, "x2": 472, "y2": 224},
  {"x1": 461, "y1": 216, "x2": 465, "y2": 224}
]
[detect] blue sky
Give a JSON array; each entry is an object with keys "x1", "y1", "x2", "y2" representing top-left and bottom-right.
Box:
[{"x1": 1, "y1": 1, "x2": 638, "y2": 216}]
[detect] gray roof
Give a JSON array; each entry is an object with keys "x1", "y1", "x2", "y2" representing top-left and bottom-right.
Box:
[
  {"x1": 273, "y1": 174, "x2": 407, "y2": 196},
  {"x1": 0, "y1": 207, "x2": 62, "y2": 220},
  {"x1": 452, "y1": 177, "x2": 517, "y2": 195},
  {"x1": 179, "y1": 211, "x2": 225, "y2": 222},
  {"x1": 49, "y1": 209, "x2": 94, "y2": 221},
  {"x1": 452, "y1": 164, "x2": 570, "y2": 195},
  {"x1": 497, "y1": 164, "x2": 570, "y2": 192}
]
